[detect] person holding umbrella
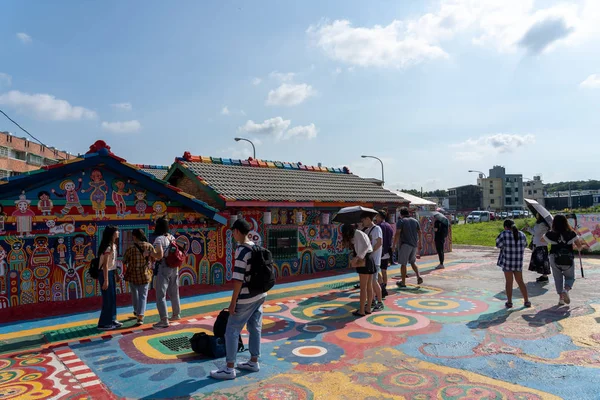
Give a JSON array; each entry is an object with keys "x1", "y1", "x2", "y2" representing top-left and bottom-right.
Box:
[
  {"x1": 341, "y1": 223, "x2": 375, "y2": 317},
  {"x1": 524, "y1": 213, "x2": 551, "y2": 282},
  {"x1": 543, "y1": 215, "x2": 587, "y2": 306}
]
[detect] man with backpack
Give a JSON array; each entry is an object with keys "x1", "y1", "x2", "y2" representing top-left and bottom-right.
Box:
[{"x1": 211, "y1": 218, "x2": 274, "y2": 380}]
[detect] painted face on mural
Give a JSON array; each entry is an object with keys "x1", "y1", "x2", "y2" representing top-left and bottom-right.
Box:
[
  {"x1": 34, "y1": 237, "x2": 49, "y2": 248},
  {"x1": 64, "y1": 181, "x2": 75, "y2": 191},
  {"x1": 39, "y1": 193, "x2": 50, "y2": 201},
  {"x1": 74, "y1": 237, "x2": 84, "y2": 245},
  {"x1": 58, "y1": 237, "x2": 64, "y2": 245},
  {"x1": 135, "y1": 190, "x2": 145, "y2": 200},
  {"x1": 90, "y1": 169, "x2": 103, "y2": 182},
  {"x1": 116, "y1": 181, "x2": 125, "y2": 190},
  {"x1": 0, "y1": 248, "x2": 6, "y2": 261},
  {"x1": 17, "y1": 201, "x2": 29, "y2": 212}
]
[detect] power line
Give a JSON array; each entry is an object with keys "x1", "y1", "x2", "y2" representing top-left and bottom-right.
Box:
[{"x1": 0, "y1": 108, "x2": 67, "y2": 160}]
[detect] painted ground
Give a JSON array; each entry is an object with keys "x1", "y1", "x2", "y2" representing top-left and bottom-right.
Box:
[{"x1": 1, "y1": 247, "x2": 599, "y2": 399}]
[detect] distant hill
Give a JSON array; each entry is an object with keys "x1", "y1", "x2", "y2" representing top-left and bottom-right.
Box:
[{"x1": 544, "y1": 180, "x2": 600, "y2": 192}]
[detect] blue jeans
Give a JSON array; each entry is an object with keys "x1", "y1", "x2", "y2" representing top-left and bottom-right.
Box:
[
  {"x1": 155, "y1": 266, "x2": 180, "y2": 320},
  {"x1": 130, "y1": 282, "x2": 150, "y2": 317},
  {"x1": 98, "y1": 270, "x2": 117, "y2": 327},
  {"x1": 225, "y1": 298, "x2": 265, "y2": 364},
  {"x1": 550, "y1": 254, "x2": 575, "y2": 294}
]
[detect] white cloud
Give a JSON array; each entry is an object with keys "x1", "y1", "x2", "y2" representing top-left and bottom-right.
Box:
[
  {"x1": 0, "y1": 73, "x2": 11, "y2": 88},
  {"x1": 307, "y1": 0, "x2": 598, "y2": 67},
  {"x1": 252, "y1": 77, "x2": 262, "y2": 85},
  {"x1": 580, "y1": 73, "x2": 600, "y2": 88},
  {"x1": 238, "y1": 117, "x2": 318, "y2": 141},
  {"x1": 110, "y1": 102, "x2": 132, "y2": 111},
  {"x1": 269, "y1": 71, "x2": 296, "y2": 82},
  {"x1": 0, "y1": 90, "x2": 97, "y2": 121},
  {"x1": 16, "y1": 33, "x2": 32, "y2": 44},
  {"x1": 286, "y1": 123, "x2": 318, "y2": 140},
  {"x1": 333, "y1": 67, "x2": 343, "y2": 75},
  {"x1": 451, "y1": 133, "x2": 535, "y2": 160},
  {"x1": 101, "y1": 120, "x2": 142, "y2": 133},
  {"x1": 221, "y1": 106, "x2": 230, "y2": 115},
  {"x1": 266, "y1": 83, "x2": 316, "y2": 107}
]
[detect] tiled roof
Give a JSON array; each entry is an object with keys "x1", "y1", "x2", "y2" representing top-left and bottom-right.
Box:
[
  {"x1": 176, "y1": 155, "x2": 407, "y2": 203},
  {"x1": 136, "y1": 165, "x2": 169, "y2": 180}
]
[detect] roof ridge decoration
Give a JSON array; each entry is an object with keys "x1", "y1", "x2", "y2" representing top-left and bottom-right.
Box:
[{"x1": 179, "y1": 152, "x2": 351, "y2": 174}]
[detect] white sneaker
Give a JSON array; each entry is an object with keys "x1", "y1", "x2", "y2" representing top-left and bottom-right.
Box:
[
  {"x1": 563, "y1": 291, "x2": 571, "y2": 305},
  {"x1": 237, "y1": 361, "x2": 260, "y2": 372},
  {"x1": 210, "y1": 368, "x2": 236, "y2": 380},
  {"x1": 558, "y1": 294, "x2": 566, "y2": 306},
  {"x1": 153, "y1": 320, "x2": 169, "y2": 329}
]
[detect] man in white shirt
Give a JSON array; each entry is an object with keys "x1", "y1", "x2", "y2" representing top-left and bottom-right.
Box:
[{"x1": 361, "y1": 213, "x2": 384, "y2": 311}]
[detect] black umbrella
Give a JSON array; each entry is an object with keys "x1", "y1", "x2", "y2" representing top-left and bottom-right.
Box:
[
  {"x1": 431, "y1": 211, "x2": 449, "y2": 226},
  {"x1": 332, "y1": 206, "x2": 378, "y2": 224},
  {"x1": 524, "y1": 198, "x2": 552, "y2": 228}
]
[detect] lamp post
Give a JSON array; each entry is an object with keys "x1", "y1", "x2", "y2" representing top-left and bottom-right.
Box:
[
  {"x1": 468, "y1": 170, "x2": 487, "y2": 179},
  {"x1": 361, "y1": 155, "x2": 384, "y2": 185},
  {"x1": 234, "y1": 137, "x2": 256, "y2": 159}
]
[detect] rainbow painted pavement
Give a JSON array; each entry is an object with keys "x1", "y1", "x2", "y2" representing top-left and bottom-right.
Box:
[{"x1": 1, "y1": 249, "x2": 599, "y2": 399}]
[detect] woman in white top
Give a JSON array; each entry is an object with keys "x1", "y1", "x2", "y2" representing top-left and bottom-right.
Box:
[
  {"x1": 525, "y1": 214, "x2": 550, "y2": 282},
  {"x1": 342, "y1": 224, "x2": 375, "y2": 317},
  {"x1": 97, "y1": 225, "x2": 121, "y2": 331}
]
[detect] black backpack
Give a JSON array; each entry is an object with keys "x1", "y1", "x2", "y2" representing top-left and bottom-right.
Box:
[
  {"x1": 214, "y1": 309, "x2": 245, "y2": 352},
  {"x1": 88, "y1": 258, "x2": 100, "y2": 280},
  {"x1": 247, "y1": 245, "x2": 276, "y2": 294},
  {"x1": 554, "y1": 235, "x2": 574, "y2": 267},
  {"x1": 190, "y1": 332, "x2": 226, "y2": 358}
]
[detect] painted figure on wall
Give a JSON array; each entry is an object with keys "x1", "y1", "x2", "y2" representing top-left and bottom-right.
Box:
[
  {"x1": 151, "y1": 201, "x2": 168, "y2": 221},
  {"x1": 12, "y1": 192, "x2": 36, "y2": 237},
  {"x1": 134, "y1": 190, "x2": 148, "y2": 217},
  {"x1": 20, "y1": 268, "x2": 35, "y2": 305},
  {"x1": 56, "y1": 237, "x2": 67, "y2": 263},
  {"x1": 72, "y1": 235, "x2": 91, "y2": 266},
  {"x1": 37, "y1": 191, "x2": 53, "y2": 216},
  {"x1": 6, "y1": 236, "x2": 26, "y2": 272},
  {"x1": 0, "y1": 245, "x2": 7, "y2": 294},
  {"x1": 112, "y1": 179, "x2": 132, "y2": 218},
  {"x1": 53, "y1": 178, "x2": 87, "y2": 216},
  {"x1": 82, "y1": 169, "x2": 108, "y2": 220},
  {"x1": 0, "y1": 204, "x2": 6, "y2": 234},
  {"x1": 45, "y1": 216, "x2": 76, "y2": 236},
  {"x1": 26, "y1": 236, "x2": 54, "y2": 269}
]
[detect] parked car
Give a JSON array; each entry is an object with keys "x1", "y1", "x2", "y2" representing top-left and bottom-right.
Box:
[
  {"x1": 467, "y1": 211, "x2": 491, "y2": 223},
  {"x1": 511, "y1": 210, "x2": 524, "y2": 218},
  {"x1": 500, "y1": 212, "x2": 508, "y2": 219},
  {"x1": 450, "y1": 214, "x2": 459, "y2": 224}
]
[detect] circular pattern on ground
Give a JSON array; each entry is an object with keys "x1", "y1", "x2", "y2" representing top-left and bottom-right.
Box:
[
  {"x1": 263, "y1": 303, "x2": 290, "y2": 314},
  {"x1": 247, "y1": 383, "x2": 313, "y2": 400},
  {"x1": 354, "y1": 311, "x2": 430, "y2": 332},
  {"x1": 333, "y1": 328, "x2": 383, "y2": 344},
  {"x1": 271, "y1": 340, "x2": 344, "y2": 365},
  {"x1": 291, "y1": 303, "x2": 355, "y2": 321},
  {"x1": 388, "y1": 371, "x2": 438, "y2": 390},
  {"x1": 438, "y1": 384, "x2": 506, "y2": 399},
  {"x1": 251, "y1": 315, "x2": 296, "y2": 337},
  {"x1": 394, "y1": 297, "x2": 487, "y2": 316},
  {"x1": 296, "y1": 322, "x2": 336, "y2": 335},
  {"x1": 488, "y1": 322, "x2": 550, "y2": 339}
]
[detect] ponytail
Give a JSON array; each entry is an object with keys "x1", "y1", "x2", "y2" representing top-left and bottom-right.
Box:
[{"x1": 512, "y1": 225, "x2": 519, "y2": 242}]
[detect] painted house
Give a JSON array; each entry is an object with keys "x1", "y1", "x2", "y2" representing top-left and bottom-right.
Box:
[
  {"x1": 165, "y1": 152, "x2": 410, "y2": 279},
  {"x1": 0, "y1": 141, "x2": 225, "y2": 320}
]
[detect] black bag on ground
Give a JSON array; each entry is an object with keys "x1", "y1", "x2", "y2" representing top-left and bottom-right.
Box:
[
  {"x1": 248, "y1": 246, "x2": 276, "y2": 294},
  {"x1": 214, "y1": 308, "x2": 245, "y2": 352},
  {"x1": 190, "y1": 332, "x2": 226, "y2": 358},
  {"x1": 88, "y1": 258, "x2": 100, "y2": 280}
]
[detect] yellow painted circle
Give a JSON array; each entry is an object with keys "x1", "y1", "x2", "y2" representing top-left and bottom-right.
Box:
[
  {"x1": 372, "y1": 315, "x2": 411, "y2": 326},
  {"x1": 263, "y1": 304, "x2": 282, "y2": 313},
  {"x1": 406, "y1": 299, "x2": 460, "y2": 310}
]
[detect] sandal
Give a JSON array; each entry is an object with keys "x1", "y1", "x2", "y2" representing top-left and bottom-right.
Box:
[
  {"x1": 524, "y1": 301, "x2": 532, "y2": 308},
  {"x1": 365, "y1": 310, "x2": 372, "y2": 315},
  {"x1": 505, "y1": 302, "x2": 513, "y2": 309},
  {"x1": 417, "y1": 277, "x2": 423, "y2": 285},
  {"x1": 352, "y1": 310, "x2": 366, "y2": 317}
]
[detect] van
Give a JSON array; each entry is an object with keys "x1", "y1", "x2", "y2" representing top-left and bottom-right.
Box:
[{"x1": 467, "y1": 211, "x2": 491, "y2": 223}]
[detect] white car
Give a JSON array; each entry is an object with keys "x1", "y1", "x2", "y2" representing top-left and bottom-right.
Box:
[
  {"x1": 500, "y1": 212, "x2": 508, "y2": 219},
  {"x1": 467, "y1": 211, "x2": 490, "y2": 223}
]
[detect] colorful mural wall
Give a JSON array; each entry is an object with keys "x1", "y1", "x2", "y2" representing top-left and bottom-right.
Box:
[{"x1": 571, "y1": 214, "x2": 600, "y2": 252}]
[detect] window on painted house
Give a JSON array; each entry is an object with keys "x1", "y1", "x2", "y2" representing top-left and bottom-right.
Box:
[{"x1": 267, "y1": 229, "x2": 298, "y2": 260}]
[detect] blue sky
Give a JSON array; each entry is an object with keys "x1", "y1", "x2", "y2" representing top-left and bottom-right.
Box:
[{"x1": 1, "y1": 0, "x2": 599, "y2": 191}]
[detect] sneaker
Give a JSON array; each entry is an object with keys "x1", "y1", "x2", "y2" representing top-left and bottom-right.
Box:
[
  {"x1": 354, "y1": 283, "x2": 361, "y2": 289},
  {"x1": 169, "y1": 315, "x2": 181, "y2": 321},
  {"x1": 210, "y1": 368, "x2": 236, "y2": 380},
  {"x1": 536, "y1": 276, "x2": 549, "y2": 282},
  {"x1": 153, "y1": 320, "x2": 170, "y2": 329},
  {"x1": 373, "y1": 302, "x2": 384, "y2": 312},
  {"x1": 97, "y1": 324, "x2": 117, "y2": 331},
  {"x1": 435, "y1": 264, "x2": 445, "y2": 270},
  {"x1": 237, "y1": 361, "x2": 260, "y2": 372},
  {"x1": 558, "y1": 294, "x2": 566, "y2": 306},
  {"x1": 381, "y1": 288, "x2": 389, "y2": 298},
  {"x1": 112, "y1": 321, "x2": 123, "y2": 328},
  {"x1": 397, "y1": 282, "x2": 407, "y2": 288},
  {"x1": 563, "y1": 291, "x2": 571, "y2": 305}
]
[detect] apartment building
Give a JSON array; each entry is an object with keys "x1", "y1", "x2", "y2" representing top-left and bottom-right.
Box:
[
  {"x1": 0, "y1": 131, "x2": 74, "y2": 178},
  {"x1": 476, "y1": 166, "x2": 526, "y2": 211}
]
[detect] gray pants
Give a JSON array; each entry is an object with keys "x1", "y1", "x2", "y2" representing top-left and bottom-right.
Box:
[
  {"x1": 155, "y1": 266, "x2": 180, "y2": 320},
  {"x1": 549, "y1": 254, "x2": 575, "y2": 294}
]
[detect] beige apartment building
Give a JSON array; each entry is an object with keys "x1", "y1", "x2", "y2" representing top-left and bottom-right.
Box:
[{"x1": 478, "y1": 177, "x2": 504, "y2": 211}]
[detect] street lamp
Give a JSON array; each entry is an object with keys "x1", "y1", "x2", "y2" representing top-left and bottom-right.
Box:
[
  {"x1": 468, "y1": 170, "x2": 487, "y2": 179},
  {"x1": 234, "y1": 137, "x2": 256, "y2": 159},
  {"x1": 361, "y1": 155, "x2": 384, "y2": 185}
]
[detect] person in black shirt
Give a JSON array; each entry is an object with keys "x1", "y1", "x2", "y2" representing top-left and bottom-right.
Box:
[
  {"x1": 543, "y1": 214, "x2": 586, "y2": 306},
  {"x1": 433, "y1": 214, "x2": 449, "y2": 269}
]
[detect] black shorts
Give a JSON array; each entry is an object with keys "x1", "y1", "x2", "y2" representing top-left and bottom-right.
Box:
[
  {"x1": 356, "y1": 252, "x2": 376, "y2": 275},
  {"x1": 380, "y1": 258, "x2": 390, "y2": 270}
]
